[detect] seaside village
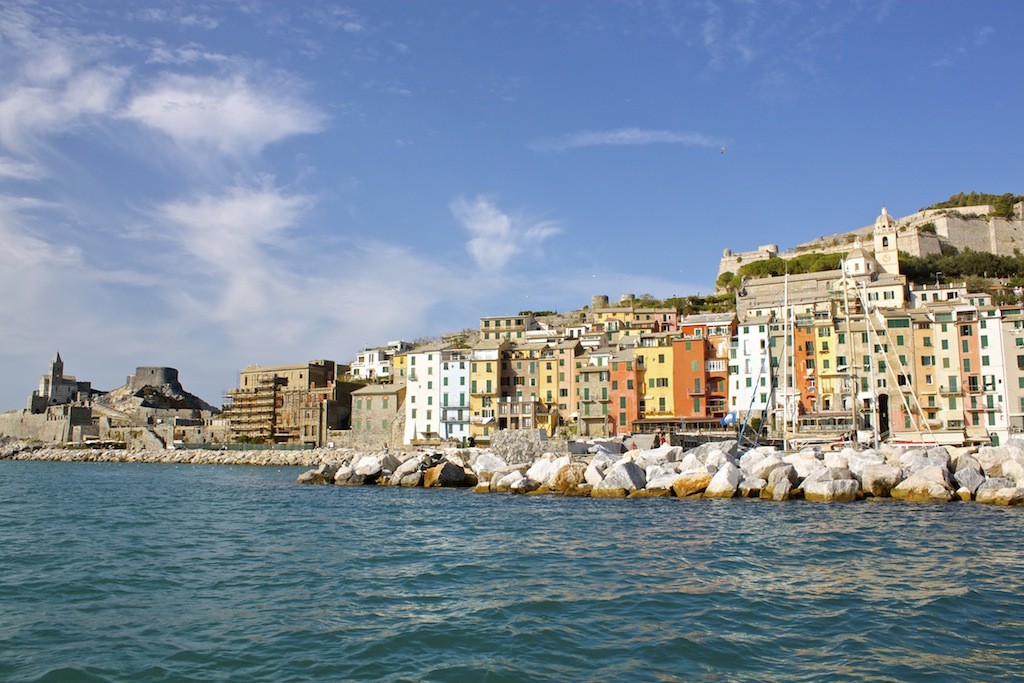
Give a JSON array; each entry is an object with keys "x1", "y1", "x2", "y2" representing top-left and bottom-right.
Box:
[{"x1": 7, "y1": 199, "x2": 1024, "y2": 504}]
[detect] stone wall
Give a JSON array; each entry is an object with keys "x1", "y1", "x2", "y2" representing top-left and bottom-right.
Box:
[
  {"x1": 326, "y1": 410, "x2": 406, "y2": 452},
  {"x1": 104, "y1": 426, "x2": 167, "y2": 450},
  {"x1": 490, "y1": 428, "x2": 568, "y2": 464},
  {"x1": 718, "y1": 244, "x2": 779, "y2": 278},
  {"x1": 0, "y1": 406, "x2": 93, "y2": 443}
]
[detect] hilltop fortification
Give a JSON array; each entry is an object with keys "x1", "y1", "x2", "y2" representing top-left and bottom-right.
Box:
[{"x1": 717, "y1": 201, "x2": 1024, "y2": 282}]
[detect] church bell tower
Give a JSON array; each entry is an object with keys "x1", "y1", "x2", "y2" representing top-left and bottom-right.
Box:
[{"x1": 872, "y1": 207, "x2": 900, "y2": 275}]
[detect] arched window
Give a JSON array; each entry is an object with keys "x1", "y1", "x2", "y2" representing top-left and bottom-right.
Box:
[{"x1": 882, "y1": 236, "x2": 889, "y2": 248}]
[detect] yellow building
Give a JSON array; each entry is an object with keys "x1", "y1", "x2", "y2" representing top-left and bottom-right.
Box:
[
  {"x1": 469, "y1": 340, "x2": 505, "y2": 442},
  {"x1": 391, "y1": 352, "x2": 409, "y2": 382},
  {"x1": 636, "y1": 339, "x2": 674, "y2": 420},
  {"x1": 813, "y1": 316, "x2": 841, "y2": 411}
]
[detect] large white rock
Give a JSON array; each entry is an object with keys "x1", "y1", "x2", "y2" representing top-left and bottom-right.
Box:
[
  {"x1": 750, "y1": 454, "x2": 785, "y2": 481},
  {"x1": 706, "y1": 449, "x2": 736, "y2": 470},
  {"x1": 772, "y1": 478, "x2": 793, "y2": 501},
  {"x1": 803, "y1": 479, "x2": 859, "y2": 502},
  {"x1": 1000, "y1": 459, "x2": 1024, "y2": 485},
  {"x1": 355, "y1": 455, "x2": 386, "y2": 476},
  {"x1": 634, "y1": 448, "x2": 671, "y2": 470},
  {"x1": 594, "y1": 461, "x2": 646, "y2": 492},
  {"x1": 494, "y1": 470, "x2": 526, "y2": 491},
  {"x1": 977, "y1": 477, "x2": 1016, "y2": 492},
  {"x1": 846, "y1": 450, "x2": 885, "y2": 479},
  {"x1": 645, "y1": 464, "x2": 677, "y2": 483},
  {"x1": 671, "y1": 469, "x2": 715, "y2": 497},
  {"x1": 738, "y1": 477, "x2": 767, "y2": 498},
  {"x1": 662, "y1": 446, "x2": 685, "y2": 462},
  {"x1": 975, "y1": 487, "x2": 1024, "y2": 506},
  {"x1": 389, "y1": 457, "x2": 422, "y2": 486},
  {"x1": 645, "y1": 473, "x2": 683, "y2": 491},
  {"x1": 784, "y1": 453, "x2": 826, "y2": 480},
  {"x1": 738, "y1": 450, "x2": 766, "y2": 474},
  {"x1": 678, "y1": 453, "x2": 704, "y2": 472},
  {"x1": 526, "y1": 455, "x2": 570, "y2": 486},
  {"x1": 472, "y1": 452, "x2": 508, "y2": 475},
  {"x1": 974, "y1": 446, "x2": 1007, "y2": 478},
  {"x1": 860, "y1": 463, "x2": 903, "y2": 497},
  {"x1": 584, "y1": 453, "x2": 617, "y2": 487},
  {"x1": 891, "y1": 465, "x2": 954, "y2": 503},
  {"x1": 333, "y1": 465, "x2": 358, "y2": 484},
  {"x1": 823, "y1": 452, "x2": 849, "y2": 470},
  {"x1": 704, "y1": 462, "x2": 741, "y2": 499},
  {"x1": 767, "y1": 464, "x2": 798, "y2": 488}
]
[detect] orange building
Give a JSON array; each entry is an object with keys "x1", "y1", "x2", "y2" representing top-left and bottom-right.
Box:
[{"x1": 609, "y1": 348, "x2": 642, "y2": 434}]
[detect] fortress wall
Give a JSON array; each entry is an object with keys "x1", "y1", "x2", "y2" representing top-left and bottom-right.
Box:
[
  {"x1": 934, "y1": 216, "x2": 998, "y2": 253},
  {"x1": 990, "y1": 218, "x2": 1024, "y2": 255},
  {"x1": 718, "y1": 245, "x2": 778, "y2": 277},
  {"x1": 0, "y1": 405, "x2": 91, "y2": 443}
]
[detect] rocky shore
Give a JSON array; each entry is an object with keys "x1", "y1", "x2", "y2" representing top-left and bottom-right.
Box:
[
  {"x1": 298, "y1": 439, "x2": 1024, "y2": 506},
  {"x1": 6, "y1": 435, "x2": 1024, "y2": 506}
]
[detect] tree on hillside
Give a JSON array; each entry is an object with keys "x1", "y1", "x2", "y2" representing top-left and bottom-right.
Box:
[{"x1": 923, "y1": 192, "x2": 1024, "y2": 219}]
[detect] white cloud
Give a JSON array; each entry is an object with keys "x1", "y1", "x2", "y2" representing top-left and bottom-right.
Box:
[
  {"x1": 146, "y1": 42, "x2": 232, "y2": 65},
  {"x1": 451, "y1": 195, "x2": 561, "y2": 271},
  {"x1": 531, "y1": 128, "x2": 723, "y2": 153},
  {"x1": 122, "y1": 73, "x2": 327, "y2": 158},
  {"x1": 132, "y1": 7, "x2": 220, "y2": 30},
  {"x1": 0, "y1": 6, "x2": 129, "y2": 157},
  {"x1": 156, "y1": 184, "x2": 312, "y2": 323},
  {"x1": 0, "y1": 156, "x2": 46, "y2": 180}
]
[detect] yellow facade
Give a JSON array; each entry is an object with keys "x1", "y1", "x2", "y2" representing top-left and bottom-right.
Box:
[
  {"x1": 469, "y1": 342, "x2": 504, "y2": 441},
  {"x1": 813, "y1": 320, "x2": 840, "y2": 411},
  {"x1": 635, "y1": 345, "x2": 674, "y2": 418},
  {"x1": 391, "y1": 352, "x2": 408, "y2": 382}
]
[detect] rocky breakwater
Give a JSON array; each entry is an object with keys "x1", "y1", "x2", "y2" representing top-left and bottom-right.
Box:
[
  {"x1": 297, "y1": 439, "x2": 1024, "y2": 507},
  {"x1": 0, "y1": 440, "x2": 361, "y2": 468}
]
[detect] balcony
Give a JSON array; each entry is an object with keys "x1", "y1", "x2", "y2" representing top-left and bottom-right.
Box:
[
  {"x1": 688, "y1": 388, "x2": 705, "y2": 396},
  {"x1": 938, "y1": 386, "x2": 961, "y2": 395}
]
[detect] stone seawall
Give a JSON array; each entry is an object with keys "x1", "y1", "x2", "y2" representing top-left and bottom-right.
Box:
[{"x1": 0, "y1": 442, "x2": 346, "y2": 468}]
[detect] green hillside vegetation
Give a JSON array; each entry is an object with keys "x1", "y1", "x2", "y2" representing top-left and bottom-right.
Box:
[
  {"x1": 899, "y1": 248, "x2": 1024, "y2": 285},
  {"x1": 716, "y1": 252, "x2": 845, "y2": 291},
  {"x1": 923, "y1": 192, "x2": 1023, "y2": 219},
  {"x1": 631, "y1": 293, "x2": 735, "y2": 315}
]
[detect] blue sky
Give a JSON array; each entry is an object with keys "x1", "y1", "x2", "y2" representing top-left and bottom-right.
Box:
[{"x1": 1, "y1": 0, "x2": 1021, "y2": 410}]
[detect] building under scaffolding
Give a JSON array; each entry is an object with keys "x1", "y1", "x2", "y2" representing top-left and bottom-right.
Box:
[{"x1": 222, "y1": 360, "x2": 361, "y2": 445}]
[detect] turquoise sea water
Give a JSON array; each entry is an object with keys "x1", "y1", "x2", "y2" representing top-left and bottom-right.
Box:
[{"x1": 2, "y1": 461, "x2": 1023, "y2": 682}]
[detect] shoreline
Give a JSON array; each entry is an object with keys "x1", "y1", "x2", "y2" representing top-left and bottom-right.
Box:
[{"x1": 6, "y1": 439, "x2": 1024, "y2": 507}]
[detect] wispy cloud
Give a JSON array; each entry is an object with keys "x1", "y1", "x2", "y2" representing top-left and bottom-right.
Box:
[
  {"x1": 531, "y1": 128, "x2": 723, "y2": 153},
  {"x1": 0, "y1": 156, "x2": 47, "y2": 180},
  {"x1": 156, "y1": 183, "x2": 312, "y2": 323},
  {"x1": 122, "y1": 73, "x2": 327, "y2": 159},
  {"x1": 933, "y1": 25, "x2": 995, "y2": 68},
  {"x1": 131, "y1": 7, "x2": 221, "y2": 31},
  {"x1": 0, "y1": 6, "x2": 129, "y2": 159},
  {"x1": 451, "y1": 195, "x2": 561, "y2": 271}
]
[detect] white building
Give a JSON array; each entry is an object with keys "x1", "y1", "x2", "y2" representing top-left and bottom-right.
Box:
[
  {"x1": 440, "y1": 349, "x2": 471, "y2": 442},
  {"x1": 403, "y1": 343, "x2": 447, "y2": 444},
  {"x1": 729, "y1": 315, "x2": 774, "y2": 419},
  {"x1": 350, "y1": 340, "x2": 413, "y2": 382}
]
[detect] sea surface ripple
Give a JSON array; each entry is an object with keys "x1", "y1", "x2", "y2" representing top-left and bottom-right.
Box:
[{"x1": 2, "y1": 460, "x2": 1023, "y2": 681}]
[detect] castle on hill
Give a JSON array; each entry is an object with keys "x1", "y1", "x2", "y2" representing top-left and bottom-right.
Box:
[{"x1": 717, "y1": 201, "x2": 1024, "y2": 282}]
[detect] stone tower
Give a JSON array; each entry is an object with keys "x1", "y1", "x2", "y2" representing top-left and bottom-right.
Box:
[
  {"x1": 50, "y1": 352, "x2": 63, "y2": 385},
  {"x1": 872, "y1": 207, "x2": 900, "y2": 275}
]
